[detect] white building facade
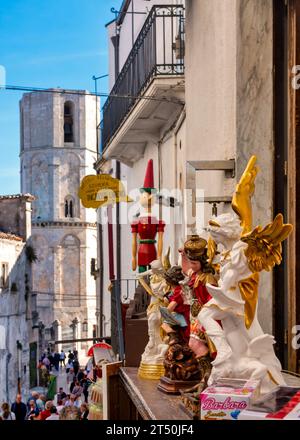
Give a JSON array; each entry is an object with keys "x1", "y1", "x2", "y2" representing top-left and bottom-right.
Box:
[
  {"x1": 96, "y1": 0, "x2": 298, "y2": 373},
  {"x1": 0, "y1": 194, "x2": 37, "y2": 403},
  {"x1": 96, "y1": 0, "x2": 186, "y2": 344},
  {"x1": 20, "y1": 90, "x2": 99, "y2": 357}
]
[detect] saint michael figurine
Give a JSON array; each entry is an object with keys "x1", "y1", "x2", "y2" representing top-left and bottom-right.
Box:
[{"x1": 131, "y1": 159, "x2": 165, "y2": 273}]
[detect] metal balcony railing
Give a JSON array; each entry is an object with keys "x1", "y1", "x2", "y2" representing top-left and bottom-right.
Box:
[{"x1": 101, "y1": 4, "x2": 185, "y2": 150}]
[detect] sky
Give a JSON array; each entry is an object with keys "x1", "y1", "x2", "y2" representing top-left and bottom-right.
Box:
[{"x1": 0, "y1": 0, "x2": 122, "y2": 194}]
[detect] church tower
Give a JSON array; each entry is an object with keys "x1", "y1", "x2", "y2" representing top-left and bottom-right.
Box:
[{"x1": 20, "y1": 89, "x2": 99, "y2": 356}]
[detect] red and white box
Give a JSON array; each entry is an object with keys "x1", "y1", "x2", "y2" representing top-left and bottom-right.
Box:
[
  {"x1": 200, "y1": 378, "x2": 260, "y2": 420},
  {"x1": 238, "y1": 387, "x2": 300, "y2": 420}
]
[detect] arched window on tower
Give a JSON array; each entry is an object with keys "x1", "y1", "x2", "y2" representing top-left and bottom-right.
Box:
[
  {"x1": 64, "y1": 196, "x2": 75, "y2": 218},
  {"x1": 64, "y1": 101, "x2": 74, "y2": 143}
]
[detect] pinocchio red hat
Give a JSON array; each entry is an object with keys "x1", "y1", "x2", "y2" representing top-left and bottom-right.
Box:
[{"x1": 140, "y1": 159, "x2": 157, "y2": 193}]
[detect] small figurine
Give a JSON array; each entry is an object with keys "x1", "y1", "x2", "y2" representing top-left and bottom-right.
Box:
[
  {"x1": 138, "y1": 259, "x2": 170, "y2": 379},
  {"x1": 157, "y1": 265, "x2": 211, "y2": 394},
  {"x1": 183, "y1": 235, "x2": 218, "y2": 360},
  {"x1": 131, "y1": 159, "x2": 165, "y2": 273},
  {"x1": 160, "y1": 266, "x2": 190, "y2": 343}
]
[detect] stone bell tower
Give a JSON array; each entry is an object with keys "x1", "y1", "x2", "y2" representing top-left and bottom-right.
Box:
[{"x1": 20, "y1": 89, "x2": 99, "y2": 356}]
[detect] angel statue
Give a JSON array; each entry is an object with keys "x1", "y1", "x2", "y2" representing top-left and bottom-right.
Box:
[
  {"x1": 197, "y1": 156, "x2": 293, "y2": 395},
  {"x1": 137, "y1": 256, "x2": 170, "y2": 380}
]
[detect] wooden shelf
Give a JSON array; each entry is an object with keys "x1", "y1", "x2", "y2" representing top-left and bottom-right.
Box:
[{"x1": 118, "y1": 367, "x2": 191, "y2": 420}]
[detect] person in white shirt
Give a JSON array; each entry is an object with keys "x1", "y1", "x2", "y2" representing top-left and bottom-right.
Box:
[
  {"x1": 64, "y1": 394, "x2": 80, "y2": 408},
  {"x1": 1, "y1": 403, "x2": 16, "y2": 420},
  {"x1": 60, "y1": 350, "x2": 66, "y2": 368},
  {"x1": 46, "y1": 406, "x2": 60, "y2": 420},
  {"x1": 56, "y1": 399, "x2": 65, "y2": 414},
  {"x1": 67, "y1": 367, "x2": 74, "y2": 383}
]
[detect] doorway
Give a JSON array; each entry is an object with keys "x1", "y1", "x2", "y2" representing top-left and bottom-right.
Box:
[{"x1": 274, "y1": 0, "x2": 300, "y2": 373}]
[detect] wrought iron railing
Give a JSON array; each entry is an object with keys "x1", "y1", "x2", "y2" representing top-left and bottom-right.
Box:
[{"x1": 101, "y1": 5, "x2": 185, "y2": 150}]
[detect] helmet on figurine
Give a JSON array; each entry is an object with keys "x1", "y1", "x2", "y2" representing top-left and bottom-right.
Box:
[{"x1": 184, "y1": 235, "x2": 214, "y2": 274}]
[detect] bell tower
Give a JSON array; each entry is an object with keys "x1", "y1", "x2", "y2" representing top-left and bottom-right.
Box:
[{"x1": 20, "y1": 89, "x2": 99, "y2": 357}]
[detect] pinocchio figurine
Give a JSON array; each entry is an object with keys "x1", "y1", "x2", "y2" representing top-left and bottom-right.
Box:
[{"x1": 131, "y1": 159, "x2": 165, "y2": 273}]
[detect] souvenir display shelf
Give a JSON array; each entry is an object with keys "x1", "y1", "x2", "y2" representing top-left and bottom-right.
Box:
[{"x1": 114, "y1": 368, "x2": 300, "y2": 420}]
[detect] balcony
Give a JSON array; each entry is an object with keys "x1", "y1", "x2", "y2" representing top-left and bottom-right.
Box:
[{"x1": 101, "y1": 5, "x2": 185, "y2": 166}]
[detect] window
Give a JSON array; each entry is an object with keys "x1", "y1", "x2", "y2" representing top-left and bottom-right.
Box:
[
  {"x1": 64, "y1": 101, "x2": 74, "y2": 143},
  {"x1": 0, "y1": 263, "x2": 9, "y2": 289},
  {"x1": 64, "y1": 196, "x2": 75, "y2": 218}
]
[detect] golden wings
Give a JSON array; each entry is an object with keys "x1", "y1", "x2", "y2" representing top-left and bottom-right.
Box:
[
  {"x1": 241, "y1": 213, "x2": 293, "y2": 273},
  {"x1": 232, "y1": 155, "x2": 258, "y2": 235}
]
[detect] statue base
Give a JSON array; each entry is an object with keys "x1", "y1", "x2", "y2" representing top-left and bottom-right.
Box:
[
  {"x1": 138, "y1": 362, "x2": 165, "y2": 380},
  {"x1": 157, "y1": 376, "x2": 200, "y2": 395}
]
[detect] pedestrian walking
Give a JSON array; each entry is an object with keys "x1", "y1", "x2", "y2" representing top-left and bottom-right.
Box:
[
  {"x1": 11, "y1": 394, "x2": 27, "y2": 421},
  {"x1": 65, "y1": 359, "x2": 73, "y2": 373},
  {"x1": 39, "y1": 400, "x2": 53, "y2": 420},
  {"x1": 53, "y1": 351, "x2": 60, "y2": 372},
  {"x1": 67, "y1": 368, "x2": 75, "y2": 384},
  {"x1": 36, "y1": 394, "x2": 46, "y2": 411},
  {"x1": 59, "y1": 406, "x2": 81, "y2": 420},
  {"x1": 26, "y1": 400, "x2": 39, "y2": 420},
  {"x1": 60, "y1": 350, "x2": 66, "y2": 368},
  {"x1": 42, "y1": 356, "x2": 50, "y2": 371},
  {"x1": 26, "y1": 391, "x2": 39, "y2": 410},
  {"x1": 80, "y1": 403, "x2": 89, "y2": 420},
  {"x1": 48, "y1": 352, "x2": 54, "y2": 371},
  {"x1": 73, "y1": 358, "x2": 79, "y2": 376},
  {"x1": 77, "y1": 369, "x2": 84, "y2": 382},
  {"x1": 68, "y1": 350, "x2": 74, "y2": 361},
  {"x1": 81, "y1": 376, "x2": 90, "y2": 403},
  {"x1": 72, "y1": 380, "x2": 83, "y2": 399},
  {"x1": 65, "y1": 394, "x2": 78, "y2": 407},
  {"x1": 46, "y1": 406, "x2": 60, "y2": 420},
  {"x1": 57, "y1": 387, "x2": 67, "y2": 402},
  {"x1": 70, "y1": 378, "x2": 76, "y2": 394},
  {"x1": 1, "y1": 403, "x2": 16, "y2": 420},
  {"x1": 56, "y1": 399, "x2": 64, "y2": 415}
]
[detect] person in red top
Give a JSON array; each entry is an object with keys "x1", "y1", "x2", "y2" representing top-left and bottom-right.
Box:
[
  {"x1": 161, "y1": 266, "x2": 190, "y2": 342},
  {"x1": 39, "y1": 400, "x2": 53, "y2": 420},
  {"x1": 131, "y1": 159, "x2": 165, "y2": 273},
  {"x1": 182, "y1": 235, "x2": 218, "y2": 360}
]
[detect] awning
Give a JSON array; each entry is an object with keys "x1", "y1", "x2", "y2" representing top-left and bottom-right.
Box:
[{"x1": 87, "y1": 342, "x2": 113, "y2": 358}]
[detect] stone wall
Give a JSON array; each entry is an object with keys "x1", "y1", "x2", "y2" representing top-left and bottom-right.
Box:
[
  {"x1": 236, "y1": 0, "x2": 274, "y2": 332},
  {"x1": 0, "y1": 238, "x2": 31, "y2": 403},
  {"x1": 0, "y1": 195, "x2": 34, "y2": 240},
  {"x1": 185, "y1": 0, "x2": 274, "y2": 332}
]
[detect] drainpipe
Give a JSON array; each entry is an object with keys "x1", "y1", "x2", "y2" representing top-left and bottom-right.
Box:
[
  {"x1": 116, "y1": 162, "x2": 121, "y2": 282},
  {"x1": 98, "y1": 221, "x2": 104, "y2": 337},
  {"x1": 113, "y1": 21, "x2": 122, "y2": 292}
]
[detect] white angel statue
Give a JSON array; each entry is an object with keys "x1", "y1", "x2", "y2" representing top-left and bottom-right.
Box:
[
  {"x1": 137, "y1": 258, "x2": 170, "y2": 379},
  {"x1": 197, "y1": 156, "x2": 293, "y2": 394}
]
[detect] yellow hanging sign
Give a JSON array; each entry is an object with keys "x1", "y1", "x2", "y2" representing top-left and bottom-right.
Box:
[{"x1": 78, "y1": 174, "x2": 133, "y2": 209}]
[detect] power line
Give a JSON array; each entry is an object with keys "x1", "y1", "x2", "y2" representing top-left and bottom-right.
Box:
[{"x1": 1, "y1": 84, "x2": 184, "y2": 106}]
